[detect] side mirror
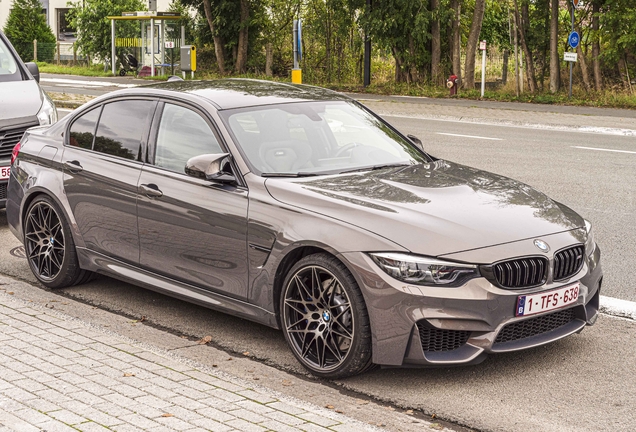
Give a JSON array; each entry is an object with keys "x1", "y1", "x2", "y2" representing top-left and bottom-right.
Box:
[
  {"x1": 25, "y1": 62, "x2": 40, "y2": 82},
  {"x1": 407, "y1": 134, "x2": 424, "y2": 151},
  {"x1": 185, "y1": 153, "x2": 236, "y2": 184}
]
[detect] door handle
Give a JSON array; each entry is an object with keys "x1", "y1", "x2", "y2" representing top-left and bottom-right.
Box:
[
  {"x1": 139, "y1": 183, "x2": 163, "y2": 198},
  {"x1": 64, "y1": 160, "x2": 83, "y2": 173}
]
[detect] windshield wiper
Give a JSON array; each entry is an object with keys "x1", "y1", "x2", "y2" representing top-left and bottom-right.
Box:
[
  {"x1": 338, "y1": 163, "x2": 413, "y2": 175},
  {"x1": 261, "y1": 172, "x2": 321, "y2": 178}
]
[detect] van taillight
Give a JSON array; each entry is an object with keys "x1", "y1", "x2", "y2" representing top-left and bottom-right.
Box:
[{"x1": 11, "y1": 142, "x2": 21, "y2": 165}]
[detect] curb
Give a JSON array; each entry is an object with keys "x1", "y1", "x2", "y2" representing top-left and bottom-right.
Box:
[
  {"x1": 53, "y1": 100, "x2": 83, "y2": 109},
  {"x1": 372, "y1": 111, "x2": 636, "y2": 137}
]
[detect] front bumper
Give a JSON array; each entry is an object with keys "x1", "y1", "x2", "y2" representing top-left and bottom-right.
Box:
[{"x1": 340, "y1": 234, "x2": 602, "y2": 367}]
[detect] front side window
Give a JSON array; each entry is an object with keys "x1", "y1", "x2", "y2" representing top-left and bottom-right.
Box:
[
  {"x1": 0, "y1": 36, "x2": 21, "y2": 82},
  {"x1": 94, "y1": 100, "x2": 155, "y2": 161},
  {"x1": 220, "y1": 101, "x2": 430, "y2": 176},
  {"x1": 68, "y1": 107, "x2": 100, "y2": 150},
  {"x1": 153, "y1": 103, "x2": 222, "y2": 174}
]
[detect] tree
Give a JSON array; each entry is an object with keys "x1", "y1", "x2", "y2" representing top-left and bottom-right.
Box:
[
  {"x1": 549, "y1": 0, "x2": 560, "y2": 92},
  {"x1": 463, "y1": 0, "x2": 486, "y2": 89},
  {"x1": 68, "y1": 0, "x2": 146, "y2": 66},
  {"x1": 3, "y1": 0, "x2": 56, "y2": 62},
  {"x1": 514, "y1": 0, "x2": 537, "y2": 93},
  {"x1": 591, "y1": 0, "x2": 602, "y2": 90},
  {"x1": 450, "y1": 0, "x2": 461, "y2": 84},
  {"x1": 430, "y1": 0, "x2": 441, "y2": 85}
]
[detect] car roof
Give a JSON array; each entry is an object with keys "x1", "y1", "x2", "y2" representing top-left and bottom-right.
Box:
[{"x1": 141, "y1": 78, "x2": 352, "y2": 110}]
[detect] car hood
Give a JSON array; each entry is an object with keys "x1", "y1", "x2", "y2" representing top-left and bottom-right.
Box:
[
  {"x1": 264, "y1": 160, "x2": 584, "y2": 257},
  {"x1": 0, "y1": 80, "x2": 43, "y2": 121}
]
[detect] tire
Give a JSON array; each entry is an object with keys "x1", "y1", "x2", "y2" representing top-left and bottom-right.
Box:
[
  {"x1": 119, "y1": 69, "x2": 127, "y2": 76},
  {"x1": 23, "y1": 195, "x2": 93, "y2": 289},
  {"x1": 280, "y1": 253, "x2": 373, "y2": 379}
]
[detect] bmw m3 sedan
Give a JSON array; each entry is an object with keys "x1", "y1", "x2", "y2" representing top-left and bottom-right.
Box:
[{"x1": 6, "y1": 79, "x2": 602, "y2": 378}]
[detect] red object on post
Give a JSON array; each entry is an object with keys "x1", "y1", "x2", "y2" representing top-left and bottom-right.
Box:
[{"x1": 447, "y1": 75, "x2": 458, "y2": 96}]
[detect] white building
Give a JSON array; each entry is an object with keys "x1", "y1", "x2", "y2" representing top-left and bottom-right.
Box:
[{"x1": 0, "y1": 0, "x2": 172, "y2": 41}]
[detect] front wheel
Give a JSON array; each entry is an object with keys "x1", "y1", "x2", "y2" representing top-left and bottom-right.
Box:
[
  {"x1": 119, "y1": 68, "x2": 127, "y2": 76},
  {"x1": 280, "y1": 253, "x2": 373, "y2": 378},
  {"x1": 23, "y1": 195, "x2": 93, "y2": 289}
]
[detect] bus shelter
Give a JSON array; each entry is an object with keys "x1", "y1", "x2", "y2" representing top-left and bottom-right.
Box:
[{"x1": 108, "y1": 12, "x2": 182, "y2": 77}]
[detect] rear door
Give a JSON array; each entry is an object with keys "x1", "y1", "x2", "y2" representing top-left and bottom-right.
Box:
[
  {"x1": 137, "y1": 101, "x2": 249, "y2": 299},
  {"x1": 63, "y1": 98, "x2": 156, "y2": 264}
]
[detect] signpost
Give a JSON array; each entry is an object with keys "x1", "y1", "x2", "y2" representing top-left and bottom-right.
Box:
[
  {"x1": 567, "y1": 0, "x2": 577, "y2": 99},
  {"x1": 480, "y1": 40, "x2": 487, "y2": 98}
]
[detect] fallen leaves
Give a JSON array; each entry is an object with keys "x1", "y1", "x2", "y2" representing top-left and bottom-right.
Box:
[
  {"x1": 123, "y1": 372, "x2": 135, "y2": 377},
  {"x1": 325, "y1": 405, "x2": 335, "y2": 409},
  {"x1": 242, "y1": 351, "x2": 250, "y2": 356},
  {"x1": 282, "y1": 380, "x2": 293, "y2": 386},
  {"x1": 7, "y1": 292, "x2": 14, "y2": 295},
  {"x1": 161, "y1": 413, "x2": 174, "y2": 417},
  {"x1": 405, "y1": 409, "x2": 414, "y2": 415},
  {"x1": 197, "y1": 336, "x2": 212, "y2": 345}
]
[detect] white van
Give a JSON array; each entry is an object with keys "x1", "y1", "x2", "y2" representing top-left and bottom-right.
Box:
[{"x1": 0, "y1": 29, "x2": 57, "y2": 208}]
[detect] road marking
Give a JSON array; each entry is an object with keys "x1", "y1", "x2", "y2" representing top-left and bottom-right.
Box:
[
  {"x1": 572, "y1": 146, "x2": 636, "y2": 155},
  {"x1": 41, "y1": 77, "x2": 137, "y2": 88},
  {"x1": 381, "y1": 113, "x2": 636, "y2": 137},
  {"x1": 437, "y1": 132, "x2": 503, "y2": 141},
  {"x1": 601, "y1": 295, "x2": 636, "y2": 321}
]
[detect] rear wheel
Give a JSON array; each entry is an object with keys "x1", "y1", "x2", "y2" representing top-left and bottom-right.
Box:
[
  {"x1": 280, "y1": 253, "x2": 373, "y2": 378},
  {"x1": 23, "y1": 195, "x2": 92, "y2": 289},
  {"x1": 119, "y1": 68, "x2": 127, "y2": 76}
]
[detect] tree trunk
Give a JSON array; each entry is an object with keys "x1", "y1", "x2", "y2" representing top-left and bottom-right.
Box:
[
  {"x1": 549, "y1": 0, "x2": 560, "y2": 93},
  {"x1": 202, "y1": 0, "x2": 225, "y2": 74},
  {"x1": 450, "y1": 0, "x2": 461, "y2": 84},
  {"x1": 393, "y1": 46, "x2": 406, "y2": 83},
  {"x1": 463, "y1": 0, "x2": 486, "y2": 89},
  {"x1": 592, "y1": 0, "x2": 602, "y2": 91},
  {"x1": 515, "y1": 0, "x2": 537, "y2": 93},
  {"x1": 430, "y1": 0, "x2": 441, "y2": 85},
  {"x1": 235, "y1": 0, "x2": 249, "y2": 74},
  {"x1": 265, "y1": 42, "x2": 273, "y2": 77}
]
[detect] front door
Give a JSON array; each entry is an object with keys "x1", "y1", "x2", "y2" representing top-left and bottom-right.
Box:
[{"x1": 137, "y1": 102, "x2": 249, "y2": 299}]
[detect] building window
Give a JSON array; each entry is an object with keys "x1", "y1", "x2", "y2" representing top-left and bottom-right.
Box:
[{"x1": 57, "y1": 8, "x2": 76, "y2": 41}]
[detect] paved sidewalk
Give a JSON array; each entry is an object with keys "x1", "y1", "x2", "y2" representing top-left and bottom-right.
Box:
[{"x1": 0, "y1": 292, "x2": 382, "y2": 432}]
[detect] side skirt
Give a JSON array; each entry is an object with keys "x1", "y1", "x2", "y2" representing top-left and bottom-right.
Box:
[{"x1": 76, "y1": 248, "x2": 279, "y2": 329}]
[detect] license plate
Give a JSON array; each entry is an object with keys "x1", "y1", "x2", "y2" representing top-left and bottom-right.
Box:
[
  {"x1": 516, "y1": 283, "x2": 579, "y2": 317},
  {"x1": 0, "y1": 166, "x2": 9, "y2": 181}
]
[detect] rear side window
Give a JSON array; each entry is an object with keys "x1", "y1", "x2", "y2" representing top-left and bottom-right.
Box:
[
  {"x1": 68, "y1": 107, "x2": 101, "y2": 150},
  {"x1": 94, "y1": 100, "x2": 155, "y2": 161},
  {"x1": 153, "y1": 103, "x2": 222, "y2": 174}
]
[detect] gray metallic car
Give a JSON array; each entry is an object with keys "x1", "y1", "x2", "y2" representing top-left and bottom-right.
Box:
[{"x1": 6, "y1": 79, "x2": 602, "y2": 378}]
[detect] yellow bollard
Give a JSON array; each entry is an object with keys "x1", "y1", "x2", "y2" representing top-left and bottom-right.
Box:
[{"x1": 291, "y1": 68, "x2": 302, "y2": 84}]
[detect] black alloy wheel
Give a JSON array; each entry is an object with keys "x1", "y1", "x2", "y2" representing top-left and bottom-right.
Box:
[
  {"x1": 24, "y1": 196, "x2": 93, "y2": 288},
  {"x1": 281, "y1": 253, "x2": 373, "y2": 378}
]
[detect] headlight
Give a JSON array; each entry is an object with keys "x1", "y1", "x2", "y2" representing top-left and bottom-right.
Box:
[
  {"x1": 584, "y1": 219, "x2": 596, "y2": 256},
  {"x1": 369, "y1": 252, "x2": 479, "y2": 287},
  {"x1": 37, "y1": 92, "x2": 58, "y2": 125}
]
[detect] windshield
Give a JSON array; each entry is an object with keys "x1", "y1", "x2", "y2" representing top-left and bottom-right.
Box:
[
  {"x1": 0, "y1": 36, "x2": 22, "y2": 82},
  {"x1": 220, "y1": 101, "x2": 430, "y2": 176}
]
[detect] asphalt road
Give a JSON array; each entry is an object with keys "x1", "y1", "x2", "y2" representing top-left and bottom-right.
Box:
[{"x1": 2, "y1": 79, "x2": 635, "y2": 431}]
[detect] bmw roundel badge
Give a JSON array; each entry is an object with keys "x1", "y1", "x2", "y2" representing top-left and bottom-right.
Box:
[{"x1": 534, "y1": 239, "x2": 550, "y2": 253}]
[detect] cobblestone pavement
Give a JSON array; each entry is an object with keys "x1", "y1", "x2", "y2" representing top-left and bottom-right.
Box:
[{"x1": 0, "y1": 291, "x2": 383, "y2": 432}]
